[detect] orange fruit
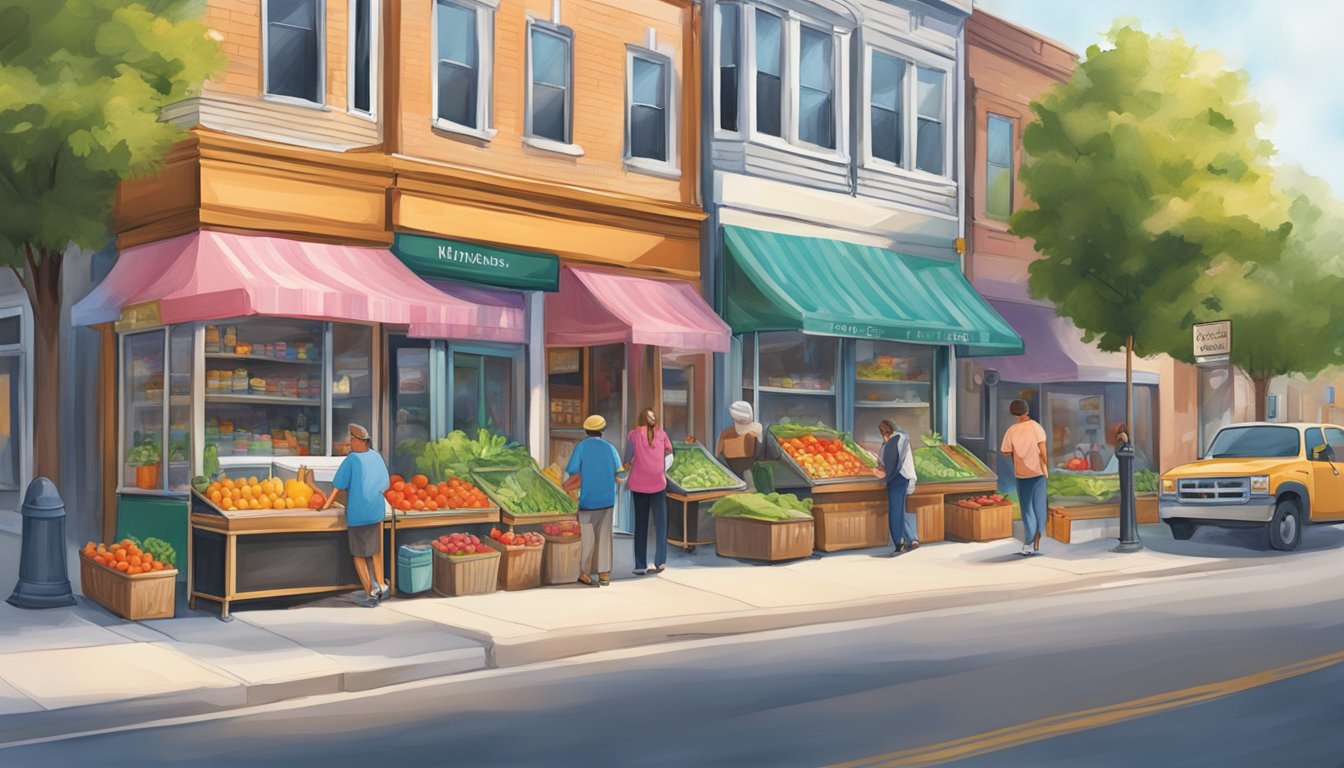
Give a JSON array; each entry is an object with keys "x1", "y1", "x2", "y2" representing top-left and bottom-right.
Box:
[
  {"x1": 127, "y1": 566, "x2": 142, "y2": 575},
  {"x1": 128, "y1": 556, "x2": 142, "y2": 567},
  {"x1": 115, "y1": 561, "x2": 129, "y2": 572},
  {"x1": 210, "y1": 490, "x2": 222, "y2": 504}
]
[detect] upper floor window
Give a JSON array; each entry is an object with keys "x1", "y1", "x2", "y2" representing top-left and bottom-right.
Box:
[
  {"x1": 628, "y1": 51, "x2": 671, "y2": 164},
  {"x1": 986, "y1": 114, "x2": 1014, "y2": 220},
  {"x1": 753, "y1": 9, "x2": 784, "y2": 139},
  {"x1": 435, "y1": 0, "x2": 494, "y2": 135},
  {"x1": 265, "y1": 0, "x2": 324, "y2": 104},
  {"x1": 717, "y1": 3, "x2": 740, "y2": 132},
  {"x1": 798, "y1": 25, "x2": 834, "y2": 149},
  {"x1": 349, "y1": 0, "x2": 377, "y2": 116},
  {"x1": 528, "y1": 23, "x2": 573, "y2": 144},
  {"x1": 866, "y1": 48, "x2": 950, "y2": 177}
]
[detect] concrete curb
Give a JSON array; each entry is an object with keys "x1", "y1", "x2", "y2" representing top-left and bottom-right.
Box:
[{"x1": 0, "y1": 554, "x2": 1269, "y2": 747}]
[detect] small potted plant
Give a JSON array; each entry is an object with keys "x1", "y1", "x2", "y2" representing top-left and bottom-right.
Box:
[{"x1": 128, "y1": 441, "x2": 162, "y2": 490}]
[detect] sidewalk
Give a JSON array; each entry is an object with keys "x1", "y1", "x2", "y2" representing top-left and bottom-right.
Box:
[{"x1": 0, "y1": 518, "x2": 1294, "y2": 744}]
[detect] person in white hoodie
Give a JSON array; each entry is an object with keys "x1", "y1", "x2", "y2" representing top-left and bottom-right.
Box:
[
  {"x1": 716, "y1": 400, "x2": 764, "y2": 483},
  {"x1": 874, "y1": 419, "x2": 919, "y2": 555}
]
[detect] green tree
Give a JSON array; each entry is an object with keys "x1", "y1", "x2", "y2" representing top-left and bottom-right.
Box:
[
  {"x1": 1012, "y1": 24, "x2": 1295, "y2": 431},
  {"x1": 0, "y1": 1, "x2": 221, "y2": 481}
]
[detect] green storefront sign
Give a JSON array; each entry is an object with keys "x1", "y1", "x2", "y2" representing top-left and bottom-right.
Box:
[{"x1": 393, "y1": 233, "x2": 560, "y2": 292}]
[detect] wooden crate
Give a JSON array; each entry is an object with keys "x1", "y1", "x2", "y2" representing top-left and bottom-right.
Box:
[
  {"x1": 540, "y1": 534, "x2": 582, "y2": 585},
  {"x1": 908, "y1": 494, "x2": 946, "y2": 543},
  {"x1": 484, "y1": 538, "x2": 544, "y2": 591},
  {"x1": 79, "y1": 557, "x2": 177, "y2": 620},
  {"x1": 432, "y1": 550, "x2": 500, "y2": 597},
  {"x1": 813, "y1": 501, "x2": 888, "y2": 552},
  {"x1": 1137, "y1": 495, "x2": 1159, "y2": 524},
  {"x1": 944, "y1": 503, "x2": 1014, "y2": 542},
  {"x1": 715, "y1": 516, "x2": 814, "y2": 562}
]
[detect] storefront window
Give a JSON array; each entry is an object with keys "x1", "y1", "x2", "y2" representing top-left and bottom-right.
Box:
[
  {"x1": 852, "y1": 341, "x2": 935, "y2": 452},
  {"x1": 1044, "y1": 382, "x2": 1157, "y2": 473},
  {"x1": 958, "y1": 360, "x2": 982, "y2": 438},
  {"x1": 590, "y1": 344, "x2": 626, "y2": 438},
  {"x1": 0, "y1": 313, "x2": 22, "y2": 494},
  {"x1": 662, "y1": 350, "x2": 704, "y2": 443},
  {"x1": 167, "y1": 325, "x2": 193, "y2": 492},
  {"x1": 123, "y1": 330, "x2": 165, "y2": 489},
  {"x1": 389, "y1": 336, "x2": 431, "y2": 478},
  {"x1": 203, "y1": 318, "x2": 324, "y2": 460},
  {"x1": 452, "y1": 350, "x2": 517, "y2": 440},
  {"x1": 332, "y1": 324, "x2": 374, "y2": 455},
  {"x1": 755, "y1": 331, "x2": 837, "y2": 428}
]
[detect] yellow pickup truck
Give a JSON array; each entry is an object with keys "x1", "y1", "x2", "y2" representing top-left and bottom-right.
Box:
[{"x1": 1160, "y1": 422, "x2": 1344, "y2": 550}]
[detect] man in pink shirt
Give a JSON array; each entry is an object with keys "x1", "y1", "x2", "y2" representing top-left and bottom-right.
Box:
[{"x1": 1001, "y1": 399, "x2": 1049, "y2": 556}]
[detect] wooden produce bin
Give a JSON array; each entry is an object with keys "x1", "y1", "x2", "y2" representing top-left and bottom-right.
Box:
[
  {"x1": 944, "y1": 502, "x2": 1014, "y2": 542},
  {"x1": 540, "y1": 533, "x2": 582, "y2": 585},
  {"x1": 432, "y1": 550, "x2": 501, "y2": 597},
  {"x1": 908, "y1": 493, "x2": 946, "y2": 543},
  {"x1": 715, "y1": 516, "x2": 815, "y2": 562},
  {"x1": 484, "y1": 537, "x2": 544, "y2": 590},
  {"x1": 810, "y1": 481, "x2": 889, "y2": 552},
  {"x1": 667, "y1": 490, "x2": 727, "y2": 552},
  {"x1": 80, "y1": 558, "x2": 178, "y2": 620}
]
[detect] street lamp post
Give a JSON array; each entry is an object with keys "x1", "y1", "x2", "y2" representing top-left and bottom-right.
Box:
[{"x1": 1114, "y1": 425, "x2": 1143, "y2": 552}]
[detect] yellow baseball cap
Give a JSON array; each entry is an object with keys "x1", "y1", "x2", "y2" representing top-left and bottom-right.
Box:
[{"x1": 583, "y1": 415, "x2": 607, "y2": 431}]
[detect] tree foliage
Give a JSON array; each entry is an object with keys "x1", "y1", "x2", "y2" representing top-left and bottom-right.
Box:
[
  {"x1": 0, "y1": 0, "x2": 222, "y2": 265},
  {"x1": 1012, "y1": 25, "x2": 1294, "y2": 363}
]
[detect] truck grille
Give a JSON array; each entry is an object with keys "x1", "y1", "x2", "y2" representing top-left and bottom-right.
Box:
[{"x1": 1177, "y1": 477, "x2": 1250, "y2": 503}]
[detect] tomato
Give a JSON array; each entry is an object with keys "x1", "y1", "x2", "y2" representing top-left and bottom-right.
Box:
[
  {"x1": 412, "y1": 474, "x2": 429, "y2": 488},
  {"x1": 390, "y1": 475, "x2": 404, "y2": 486},
  {"x1": 392, "y1": 481, "x2": 406, "y2": 492},
  {"x1": 384, "y1": 490, "x2": 397, "y2": 502},
  {"x1": 435, "y1": 494, "x2": 449, "y2": 507},
  {"x1": 425, "y1": 500, "x2": 438, "y2": 511},
  {"x1": 397, "y1": 500, "x2": 412, "y2": 511},
  {"x1": 412, "y1": 499, "x2": 426, "y2": 510}
]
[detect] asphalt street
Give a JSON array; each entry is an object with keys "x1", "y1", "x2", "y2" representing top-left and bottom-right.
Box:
[{"x1": 5, "y1": 526, "x2": 1344, "y2": 768}]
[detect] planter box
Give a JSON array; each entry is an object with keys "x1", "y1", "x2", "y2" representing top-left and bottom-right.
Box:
[
  {"x1": 80, "y1": 557, "x2": 177, "y2": 620},
  {"x1": 432, "y1": 550, "x2": 500, "y2": 597},
  {"x1": 483, "y1": 537, "x2": 544, "y2": 591},
  {"x1": 908, "y1": 494, "x2": 945, "y2": 543},
  {"x1": 714, "y1": 516, "x2": 814, "y2": 562},
  {"x1": 540, "y1": 533, "x2": 582, "y2": 585},
  {"x1": 812, "y1": 502, "x2": 888, "y2": 552},
  {"x1": 944, "y1": 503, "x2": 1014, "y2": 542}
]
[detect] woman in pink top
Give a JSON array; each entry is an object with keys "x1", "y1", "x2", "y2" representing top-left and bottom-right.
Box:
[{"x1": 624, "y1": 407, "x2": 674, "y2": 575}]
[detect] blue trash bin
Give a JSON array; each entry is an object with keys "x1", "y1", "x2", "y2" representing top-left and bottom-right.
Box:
[{"x1": 396, "y1": 545, "x2": 434, "y2": 594}]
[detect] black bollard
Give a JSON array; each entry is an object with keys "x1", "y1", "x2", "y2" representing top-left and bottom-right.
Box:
[
  {"x1": 7, "y1": 478, "x2": 77, "y2": 608},
  {"x1": 1114, "y1": 439, "x2": 1143, "y2": 553}
]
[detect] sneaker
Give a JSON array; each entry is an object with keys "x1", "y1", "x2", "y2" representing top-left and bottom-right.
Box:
[
  {"x1": 654, "y1": 564, "x2": 666, "y2": 574},
  {"x1": 906, "y1": 541, "x2": 920, "y2": 551},
  {"x1": 1019, "y1": 545, "x2": 1033, "y2": 556},
  {"x1": 633, "y1": 568, "x2": 648, "y2": 576}
]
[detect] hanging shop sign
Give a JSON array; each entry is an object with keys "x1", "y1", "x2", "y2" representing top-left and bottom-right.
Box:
[
  {"x1": 393, "y1": 234, "x2": 559, "y2": 292},
  {"x1": 1193, "y1": 320, "x2": 1231, "y2": 365}
]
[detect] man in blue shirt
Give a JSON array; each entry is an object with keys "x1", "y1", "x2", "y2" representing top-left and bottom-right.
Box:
[
  {"x1": 563, "y1": 415, "x2": 623, "y2": 587},
  {"x1": 324, "y1": 424, "x2": 391, "y2": 605}
]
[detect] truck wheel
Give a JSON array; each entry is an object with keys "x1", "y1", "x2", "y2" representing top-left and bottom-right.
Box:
[
  {"x1": 1268, "y1": 498, "x2": 1302, "y2": 551},
  {"x1": 1168, "y1": 521, "x2": 1196, "y2": 540}
]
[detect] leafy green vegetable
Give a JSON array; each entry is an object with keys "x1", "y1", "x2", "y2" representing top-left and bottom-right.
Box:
[
  {"x1": 126, "y1": 441, "x2": 161, "y2": 467},
  {"x1": 472, "y1": 467, "x2": 578, "y2": 516},
  {"x1": 1047, "y1": 473, "x2": 1120, "y2": 501},
  {"x1": 1135, "y1": 470, "x2": 1159, "y2": 493},
  {"x1": 668, "y1": 446, "x2": 741, "y2": 491},
  {"x1": 914, "y1": 447, "x2": 978, "y2": 481},
  {"x1": 921, "y1": 432, "x2": 945, "y2": 447},
  {"x1": 709, "y1": 492, "x2": 813, "y2": 521},
  {"x1": 415, "y1": 429, "x2": 534, "y2": 481},
  {"x1": 202, "y1": 444, "x2": 220, "y2": 480},
  {"x1": 142, "y1": 537, "x2": 176, "y2": 568}
]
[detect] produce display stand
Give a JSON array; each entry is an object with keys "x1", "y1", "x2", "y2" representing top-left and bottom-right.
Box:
[
  {"x1": 714, "y1": 516, "x2": 815, "y2": 562},
  {"x1": 540, "y1": 532, "x2": 582, "y2": 585},
  {"x1": 944, "y1": 500, "x2": 1014, "y2": 542},
  {"x1": 432, "y1": 549, "x2": 501, "y2": 597},
  {"x1": 910, "y1": 444, "x2": 1000, "y2": 545},
  {"x1": 483, "y1": 537, "x2": 544, "y2": 590},
  {"x1": 470, "y1": 467, "x2": 579, "y2": 530},
  {"x1": 80, "y1": 558, "x2": 179, "y2": 620},
  {"x1": 188, "y1": 491, "x2": 385, "y2": 620},
  {"x1": 766, "y1": 428, "x2": 889, "y2": 552},
  {"x1": 665, "y1": 442, "x2": 746, "y2": 553},
  {"x1": 387, "y1": 505, "x2": 500, "y2": 597}
]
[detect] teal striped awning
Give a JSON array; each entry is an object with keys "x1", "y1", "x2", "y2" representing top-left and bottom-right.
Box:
[{"x1": 722, "y1": 226, "x2": 1023, "y2": 356}]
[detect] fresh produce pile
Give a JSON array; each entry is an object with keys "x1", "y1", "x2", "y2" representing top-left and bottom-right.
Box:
[
  {"x1": 472, "y1": 467, "x2": 579, "y2": 516},
  {"x1": 385, "y1": 474, "x2": 491, "y2": 513},
  {"x1": 541, "y1": 520, "x2": 580, "y2": 538},
  {"x1": 709, "y1": 492, "x2": 813, "y2": 521},
  {"x1": 201, "y1": 475, "x2": 324, "y2": 512},
  {"x1": 1135, "y1": 470, "x2": 1159, "y2": 493},
  {"x1": 667, "y1": 446, "x2": 741, "y2": 491},
  {"x1": 431, "y1": 533, "x2": 492, "y2": 557},
  {"x1": 770, "y1": 425, "x2": 875, "y2": 480},
  {"x1": 954, "y1": 493, "x2": 1010, "y2": 509},
  {"x1": 82, "y1": 538, "x2": 172, "y2": 575},
  {"x1": 489, "y1": 528, "x2": 545, "y2": 548},
  {"x1": 913, "y1": 448, "x2": 979, "y2": 481},
  {"x1": 411, "y1": 429, "x2": 535, "y2": 483},
  {"x1": 1047, "y1": 470, "x2": 1161, "y2": 500}
]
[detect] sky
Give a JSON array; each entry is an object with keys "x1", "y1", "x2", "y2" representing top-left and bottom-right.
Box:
[{"x1": 976, "y1": 0, "x2": 1344, "y2": 197}]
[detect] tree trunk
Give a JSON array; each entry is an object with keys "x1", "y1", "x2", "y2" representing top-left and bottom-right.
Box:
[
  {"x1": 1125, "y1": 335, "x2": 1133, "y2": 442},
  {"x1": 27, "y1": 248, "x2": 63, "y2": 485},
  {"x1": 1253, "y1": 374, "x2": 1271, "y2": 422}
]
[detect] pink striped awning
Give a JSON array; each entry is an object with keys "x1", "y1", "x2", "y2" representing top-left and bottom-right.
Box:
[
  {"x1": 545, "y1": 266, "x2": 730, "y2": 353},
  {"x1": 72, "y1": 231, "x2": 526, "y2": 343}
]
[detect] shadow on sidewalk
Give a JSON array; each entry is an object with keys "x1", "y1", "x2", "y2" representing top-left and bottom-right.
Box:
[{"x1": 1139, "y1": 521, "x2": 1344, "y2": 559}]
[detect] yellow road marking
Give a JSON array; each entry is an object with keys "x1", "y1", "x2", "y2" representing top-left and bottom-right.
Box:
[{"x1": 830, "y1": 649, "x2": 1344, "y2": 768}]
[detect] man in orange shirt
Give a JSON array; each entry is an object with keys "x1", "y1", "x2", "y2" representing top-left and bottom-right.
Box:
[{"x1": 1001, "y1": 400, "x2": 1048, "y2": 556}]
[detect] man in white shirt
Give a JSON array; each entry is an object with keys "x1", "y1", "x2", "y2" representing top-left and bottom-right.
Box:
[{"x1": 875, "y1": 419, "x2": 919, "y2": 555}]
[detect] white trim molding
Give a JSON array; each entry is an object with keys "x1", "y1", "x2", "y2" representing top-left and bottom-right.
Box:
[
  {"x1": 346, "y1": 0, "x2": 380, "y2": 121},
  {"x1": 431, "y1": 0, "x2": 497, "y2": 141},
  {"x1": 262, "y1": 0, "x2": 327, "y2": 108}
]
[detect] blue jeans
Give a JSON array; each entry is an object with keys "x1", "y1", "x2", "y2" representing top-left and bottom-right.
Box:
[
  {"x1": 887, "y1": 477, "x2": 918, "y2": 547},
  {"x1": 1016, "y1": 475, "x2": 1048, "y2": 544},
  {"x1": 632, "y1": 490, "x2": 668, "y2": 570}
]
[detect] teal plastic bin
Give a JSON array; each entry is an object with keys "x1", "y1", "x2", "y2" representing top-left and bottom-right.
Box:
[{"x1": 397, "y1": 545, "x2": 434, "y2": 594}]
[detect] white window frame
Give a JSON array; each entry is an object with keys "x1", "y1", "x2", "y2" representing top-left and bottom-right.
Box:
[
  {"x1": 0, "y1": 303, "x2": 31, "y2": 494},
  {"x1": 985, "y1": 112, "x2": 1015, "y2": 221},
  {"x1": 431, "y1": 0, "x2": 498, "y2": 141},
  {"x1": 739, "y1": 5, "x2": 849, "y2": 161},
  {"x1": 712, "y1": 1, "x2": 744, "y2": 139},
  {"x1": 625, "y1": 46, "x2": 679, "y2": 179},
  {"x1": 861, "y1": 42, "x2": 954, "y2": 181},
  {"x1": 262, "y1": 0, "x2": 328, "y2": 109},
  {"x1": 347, "y1": 0, "x2": 380, "y2": 120},
  {"x1": 524, "y1": 19, "x2": 584, "y2": 156}
]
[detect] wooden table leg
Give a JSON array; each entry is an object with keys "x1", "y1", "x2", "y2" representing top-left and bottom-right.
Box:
[{"x1": 389, "y1": 519, "x2": 398, "y2": 597}]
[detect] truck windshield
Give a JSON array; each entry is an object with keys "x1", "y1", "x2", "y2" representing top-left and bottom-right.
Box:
[{"x1": 1206, "y1": 426, "x2": 1301, "y2": 459}]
